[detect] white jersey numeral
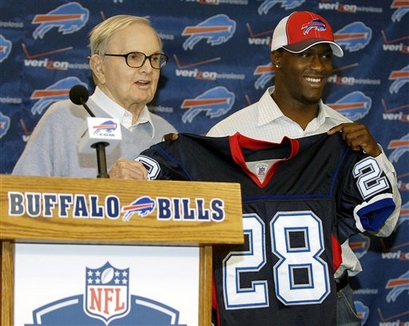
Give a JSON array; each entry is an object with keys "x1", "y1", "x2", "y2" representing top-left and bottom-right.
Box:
[
  {"x1": 271, "y1": 211, "x2": 330, "y2": 305},
  {"x1": 353, "y1": 157, "x2": 389, "y2": 199},
  {"x1": 135, "y1": 155, "x2": 160, "y2": 180},
  {"x1": 223, "y1": 214, "x2": 268, "y2": 309},
  {"x1": 223, "y1": 211, "x2": 330, "y2": 309}
]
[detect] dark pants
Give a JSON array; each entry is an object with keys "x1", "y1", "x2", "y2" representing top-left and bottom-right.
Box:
[{"x1": 336, "y1": 283, "x2": 361, "y2": 326}]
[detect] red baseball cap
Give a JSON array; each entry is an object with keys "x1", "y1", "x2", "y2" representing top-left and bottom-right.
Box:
[{"x1": 271, "y1": 11, "x2": 343, "y2": 57}]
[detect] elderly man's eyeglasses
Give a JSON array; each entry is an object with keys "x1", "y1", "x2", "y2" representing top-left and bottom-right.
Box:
[{"x1": 104, "y1": 51, "x2": 168, "y2": 70}]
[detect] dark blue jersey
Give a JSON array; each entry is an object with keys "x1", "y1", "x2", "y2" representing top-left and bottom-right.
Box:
[{"x1": 136, "y1": 132, "x2": 395, "y2": 326}]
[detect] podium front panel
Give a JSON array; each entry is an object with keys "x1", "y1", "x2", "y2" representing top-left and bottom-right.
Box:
[
  {"x1": 1, "y1": 175, "x2": 244, "y2": 245},
  {"x1": 14, "y1": 243, "x2": 199, "y2": 326}
]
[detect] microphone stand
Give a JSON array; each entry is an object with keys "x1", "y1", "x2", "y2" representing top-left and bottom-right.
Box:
[
  {"x1": 92, "y1": 142, "x2": 110, "y2": 178},
  {"x1": 78, "y1": 95, "x2": 110, "y2": 179}
]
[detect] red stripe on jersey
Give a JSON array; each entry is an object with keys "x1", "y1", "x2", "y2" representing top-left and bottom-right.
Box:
[{"x1": 331, "y1": 233, "x2": 342, "y2": 272}]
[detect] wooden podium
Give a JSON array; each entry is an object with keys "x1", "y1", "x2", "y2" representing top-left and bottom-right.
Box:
[{"x1": 0, "y1": 175, "x2": 243, "y2": 325}]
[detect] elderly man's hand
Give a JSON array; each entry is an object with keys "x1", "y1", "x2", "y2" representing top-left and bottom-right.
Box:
[{"x1": 109, "y1": 158, "x2": 148, "y2": 180}]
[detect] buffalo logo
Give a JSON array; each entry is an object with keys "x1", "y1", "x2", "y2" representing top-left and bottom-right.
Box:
[
  {"x1": 391, "y1": 0, "x2": 409, "y2": 22},
  {"x1": 389, "y1": 64, "x2": 409, "y2": 94},
  {"x1": 30, "y1": 77, "x2": 87, "y2": 115},
  {"x1": 182, "y1": 14, "x2": 236, "y2": 50},
  {"x1": 85, "y1": 262, "x2": 130, "y2": 324},
  {"x1": 349, "y1": 233, "x2": 370, "y2": 259},
  {"x1": 354, "y1": 301, "x2": 369, "y2": 325},
  {"x1": 386, "y1": 270, "x2": 409, "y2": 302},
  {"x1": 328, "y1": 91, "x2": 371, "y2": 121},
  {"x1": 388, "y1": 132, "x2": 409, "y2": 163},
  {"x1": 253, "y1": 63, "x2": 275, "y2": 90},
  {"x1": 302, "y1": 18, "x2": 326, "y2": 35},
  {"x1": 258, "y1": 0, "x2": 305, "y2": 15},
  {"x1": 32, "y1": 2, "x2": 89, "y2": 39},
  {"x1": 0, "y1": 35, "x2": 12, "y2": 63},
  {"x1": 181, "y1": 86, "x2": 235, "y2": 123},
  {"x1": 335, "y1": 22, "x2": 372, "y2": 52},
  {"x1": 93, "y1": 120, "x2": 118, "y2": 135},
  {"x1": 397, "y1": 201, "x2": 409, "y2": 226},
  {"x1": 122, "y1": 196, "x2": 156, "y2": 221},
  {"x1": 0, "y1": 112, "x2": 10, "y2": 139}
]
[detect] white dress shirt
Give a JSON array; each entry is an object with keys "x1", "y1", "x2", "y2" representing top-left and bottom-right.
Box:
[{"x1": 92, "y1": 86, "x2": 155, "y2": 135}]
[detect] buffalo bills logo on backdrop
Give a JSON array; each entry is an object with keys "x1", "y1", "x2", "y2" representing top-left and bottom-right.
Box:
[
  {"x1": 32, "y1": 2, "x2": 89, "y2": 39},
  {"x1": 335, "y1": 22, "x2": 372, "y2": 52},
  {"x1": 386, "y1": 270, "x2": 409, "y2": 302},
  {"x1": 354, "y1": 301, "x2": 369, "y2": 325},
  {"x1": 0, "y1": 35, "x2": 12, "y2": 63},
  {"x1": 30, "y1": 77, "x2": 87, "y2": 115},
  {"x1": 389, "y1": 64, "x2": 409, "y2": 94},
  {"x1": 396, "y1": 171, "x2": 409, "y2": 218},
  {"x1": 180, "y1": 86, "x2": 235, "y2": 123},
  {"x1": 0, "y1": 112, "x2": 10, "y2": 139},
  {"x1": 397, "y1": 201, "x2": 409, "y2": 225},
  {"x1": 258, "y1": 0, "x2": 305, "y2": 15},
  {"x1": 349, "y1": 233, "x2": 370, "y2": 259},
  {"x1": 388, "y1": 133, "x2": 409, "y2": 163},
  {"x1": 85, "y1": 262, "x2": 130, "y2": 324},
  {"x1": 328, "y1": 91, "x2": 371, "y2": 121},
  {"x1": 25, "y1": 262, "x2": 185, "y2": 325},
  {"x1": 122, "y1": 196, "x2": 156, "y2": 221},
  {"x1": 391, "y1": 0, "x2": 409, "y2": 22},
  {"x1": 182, "y1": 14, "x2": 236, "y2": 50},
  {"x1": 254, "y1": 63, "x2": 275, "y2": 89}
]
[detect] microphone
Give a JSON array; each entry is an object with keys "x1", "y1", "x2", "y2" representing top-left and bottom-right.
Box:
[
  {"x1": 69, "y1": 84, "x2": 95, "y2": 117},
  {"x1": 69, "y1": 85, "x2": 122, "y2": 178}
]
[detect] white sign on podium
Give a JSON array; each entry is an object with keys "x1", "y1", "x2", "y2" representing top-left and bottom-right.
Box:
[{"x1": 14, "y1": 243, "x2": 199, "y2": 326}]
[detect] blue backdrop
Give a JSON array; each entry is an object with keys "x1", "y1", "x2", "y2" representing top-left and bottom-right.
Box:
[{"x1": 0, "y1": 1, "x2": 408, "y2": 325}]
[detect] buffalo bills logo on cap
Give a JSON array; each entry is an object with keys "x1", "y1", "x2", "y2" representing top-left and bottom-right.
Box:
[{"x1": 301, "y1": 18, "x2": 327, "y2": 35}]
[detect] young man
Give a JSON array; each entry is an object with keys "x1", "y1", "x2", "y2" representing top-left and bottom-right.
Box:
[
  {"x1": 207, "y1": 11, "x2": 401, "y2": 326},
  {"x1": 12, "y1": 15, "x2": 176, "y2": 178},
  {"x1": 108, "y1": 10, "x2": 400, "y2": 325}
]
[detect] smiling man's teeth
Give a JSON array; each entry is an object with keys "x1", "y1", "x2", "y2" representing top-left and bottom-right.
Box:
[{"x1": 306, "y1": 77, "x2": 321, "y2": 83}]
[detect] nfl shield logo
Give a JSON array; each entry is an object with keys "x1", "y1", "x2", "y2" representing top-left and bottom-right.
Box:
[
  {"x1": 84, "y1": 262, "x2": 130, "y2": 324},
  {"x1": 256, "y1": 163, "x2": 267, "y2": 176}
]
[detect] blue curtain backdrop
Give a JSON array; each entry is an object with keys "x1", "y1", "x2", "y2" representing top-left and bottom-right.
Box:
[{"x1": 0, "y1": 1, "x2": 408, "y2": 325}]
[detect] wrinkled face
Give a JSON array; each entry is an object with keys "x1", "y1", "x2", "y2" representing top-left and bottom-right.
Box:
[
  {"x1": 95, "y1": 22, "x2": 162, "y2": 111},
  {"x1": 274, "y1": 44, "x2": 334, "y2": 105}
]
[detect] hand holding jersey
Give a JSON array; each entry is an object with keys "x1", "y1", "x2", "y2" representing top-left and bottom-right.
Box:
[
  {"x1": 109, "y1": 157, "x2": 148, "y2": 179},
  {"x1": 108, "y1": 133, "x2": 179, "y2": 179},
  {"x1": 327, "y1": 123, "x2": 381, "y2": 157}
]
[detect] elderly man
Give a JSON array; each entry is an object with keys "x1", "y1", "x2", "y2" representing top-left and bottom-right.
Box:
[{"x1": 13, "y1": 15, "x2": 176, "y2": 177}]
